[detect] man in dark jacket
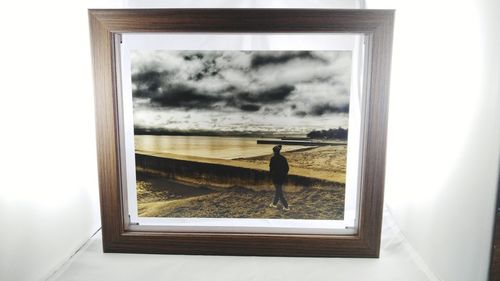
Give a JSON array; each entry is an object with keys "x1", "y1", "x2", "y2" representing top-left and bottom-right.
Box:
[{"x1": 269, "y1": 145, "x2": 290, "y2": 210}]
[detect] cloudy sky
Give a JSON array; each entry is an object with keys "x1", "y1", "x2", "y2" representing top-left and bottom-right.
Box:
[{"x1": 131, "y1": 50, "x2": 352, "y2": 135}]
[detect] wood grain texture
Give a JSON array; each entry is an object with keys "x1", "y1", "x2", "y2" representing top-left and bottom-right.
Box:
[
  {"x1": 490, "y1": 214, "x2": 500, "y2": 280},
  {"x1": 88, "y1": 9, "x2": 394, "y2": 257},
  {"x1": 489, "y1": 174, "x2": 500, "y2": 280}
]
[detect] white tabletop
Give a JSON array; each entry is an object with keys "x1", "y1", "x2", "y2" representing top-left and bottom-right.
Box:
[{"x1": 49, "y1": 209, "x2": 437, "y2": 281}]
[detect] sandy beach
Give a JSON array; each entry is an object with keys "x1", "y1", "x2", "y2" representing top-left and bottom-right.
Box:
[
  {"x1": 135, "y1": 143, "x2": 346, "y2": 220},
  {"x1": 136, "y1": 144, "x2": 346, "y2": 184},
  {"x1": 237, "y1": 145, "x2": 347, "y2": 184},
  {"x1": 136, "y1": 171, "x2": 344, "y2": 220}
]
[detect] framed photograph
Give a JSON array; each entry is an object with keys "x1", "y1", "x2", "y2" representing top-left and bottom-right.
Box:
[{"x1": 89, "y1": 9, "x2": 394, "y2": 257}]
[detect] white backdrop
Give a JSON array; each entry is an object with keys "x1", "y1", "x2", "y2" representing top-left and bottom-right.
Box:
[
  {"x1": 1, "y1": 1, "x2": 499, "y2": 281},
  {"x1": 365, "y1": 0, "x2": 500, "y2": 281},
  {"x1": 0, "y1": 1, "x2": 123, "y2": 281}
]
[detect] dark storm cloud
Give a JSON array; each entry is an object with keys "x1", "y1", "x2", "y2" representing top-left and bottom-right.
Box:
[
  {"x1": 240, "y1": 104, "x2": 261, "y2": 112},
  {"x1": 132, "y1": 70, "x2": 169, "y2": 98},
  {"x1": 149, "y1": 84, "x2": 223, "y2": 109},
  {"x1": 133, "y1": 70, "x2": 222, "y2": 109},
  {"x1": 250, "y1": 51, "x2": 326, "y2": 68},
  {"x1": 182, "y1": 53, "x2": 204, "y2": 61},
  {"x1": 309, "y1": 103, "x2": 350, "y2": 116},
  {"x1": 132, "y1": 66, "x2": 296, "y2": 110},
  {"x1": 131, "y1": 50, "x2": 352, "y2": 124},
  {"x1": 130, "y1": 49, "x2": 353, "y2": 132},
  {"x1": 237, "y1": 85, "x2": 295, "y2": 103},
  {"x1": 189, "y1": 58, "x2": 220, "y2": 81}
]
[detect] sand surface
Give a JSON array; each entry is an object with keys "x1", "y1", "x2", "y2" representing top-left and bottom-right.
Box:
[
  {"x1": 137, "y1": 172, "x2": 344, "y2": 220},
  {"x1": 137, "y1": 145, "x2": 346, "y2": 183},
  {"x1": 238, "y1": 145, "x2": 347, "y2": 184},
  {"x1": 136, "y1": 145, "x2": 346, "y2": 219}
]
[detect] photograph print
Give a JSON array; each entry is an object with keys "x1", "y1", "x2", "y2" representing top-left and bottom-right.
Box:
[{"x1": 131, "y1": 50, "x2": 352, "y2": 220}]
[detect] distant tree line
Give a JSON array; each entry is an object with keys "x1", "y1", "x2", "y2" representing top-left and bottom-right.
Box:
[{"x1": 306, "y1": 127, "x2": 348, "y2": 140}]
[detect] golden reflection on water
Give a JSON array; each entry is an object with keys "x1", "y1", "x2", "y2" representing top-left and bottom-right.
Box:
[{"x1": 134, "y1": 135, "x2": 308, "y2": 160}]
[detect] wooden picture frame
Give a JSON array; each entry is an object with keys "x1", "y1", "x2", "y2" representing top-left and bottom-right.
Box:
[{"x1": 88, "y1": 9, "x2": 394, "y2": 257}]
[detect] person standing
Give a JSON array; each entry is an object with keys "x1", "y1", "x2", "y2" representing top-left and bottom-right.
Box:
[{"x1": 269, "y1": 145, "x2": 290, "y2": 210}]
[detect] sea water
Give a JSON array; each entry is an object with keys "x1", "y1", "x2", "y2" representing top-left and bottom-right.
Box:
[{"x1": 134, "y1": 135, "x2": 308, "y2": 160}]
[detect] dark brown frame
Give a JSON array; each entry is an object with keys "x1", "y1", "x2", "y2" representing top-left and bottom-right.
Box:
[{"x1": 89, "y1": 9, "x2": 394, "y2": 257}]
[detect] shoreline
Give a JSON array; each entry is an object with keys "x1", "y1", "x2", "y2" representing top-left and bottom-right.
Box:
[
  {"x1": 136, "y1": 144, "x2": 314, "y2": 161},
  {"x1": 232, "y1": 146, "x2": 317, "y2": 160},
  {"x1": 135, "y1": 152, "x2": 343, "y2": 193},
  {"x1": 136, "y1": 144, "x2": 346, "y2": 184}
]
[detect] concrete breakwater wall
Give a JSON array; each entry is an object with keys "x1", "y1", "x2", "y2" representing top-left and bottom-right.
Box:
[{"x1": 135, "y1": 153, "x2": 343, "y2": 192}]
